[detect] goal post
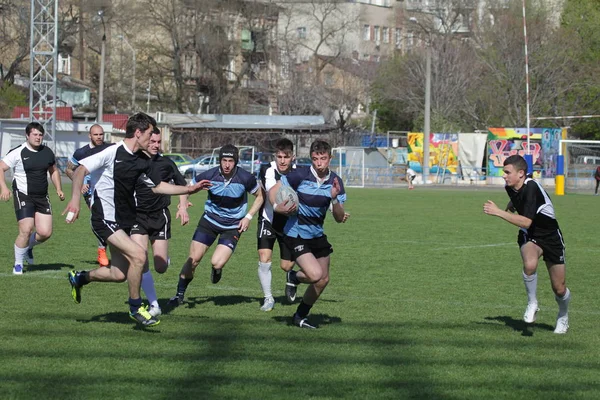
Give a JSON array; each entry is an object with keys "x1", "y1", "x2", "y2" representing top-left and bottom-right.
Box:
[
  {"x1": 559, "y1": 139, "x2": 600, "y2": 193},
  {"x1": 332, "y1": 147, "x2": 365, "y2": 188}
]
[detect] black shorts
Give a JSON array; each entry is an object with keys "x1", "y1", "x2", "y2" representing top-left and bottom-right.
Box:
[
  {"x1": 518, "y1": 229, "x2": 565, "y2": 265},
  {"x1": 257, "y1": 219, "x2": 294, "y2": 262},
  {"x1": 91, "y1": 218, "x2": 130, "y2": 243},
  {"x1": 13, "y1": 190, "x2": 51, "y2": 221},
  {"x1": 130, "y1": 209, "x2": 171, "y2": 241},
  {"x1": 192, "y1": 217, "x2": 241, "y2": 252},
  {"x1": 283, "y1": 235, "x2": 333, "y2": 259}
]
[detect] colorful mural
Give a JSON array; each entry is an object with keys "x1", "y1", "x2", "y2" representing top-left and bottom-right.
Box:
[
  {"x1": 487, "y1": 128, "x2": 566, "y2": 178},
  {"x1": 407, "y1": 133, "x2": 459, "y2": 173}
]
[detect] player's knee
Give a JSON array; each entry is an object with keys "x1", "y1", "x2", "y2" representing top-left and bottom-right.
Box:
[
  {"x1": 522, "y1": 262, "x2": 537, "y2": 274},
  {"x1": 131, "y1": 250, "x2": 147, "y2": 269},
  {"x1": 303, "y1": 269, "x2": 323, "y2": 283},
  {"x1": 280, "y1": 262, "x2": 294, "y2": 272}
]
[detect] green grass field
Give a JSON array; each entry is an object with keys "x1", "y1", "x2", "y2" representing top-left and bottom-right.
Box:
[{"x1": 1, "y1": 186, "x2": 599, "y2": 399}]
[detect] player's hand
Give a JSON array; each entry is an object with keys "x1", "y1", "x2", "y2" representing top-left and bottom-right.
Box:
[
  {"x1": 0, "y1": 187, "x2": 11, "y2": 201},
  {"x1": 238, "y1": 217, "x2": 251, "y2": 233},
  {"x1": 331, "y1": 177, "x2": 341, "y2": 198},
  {"x1": 276, "y1": 199, "x2": 297, "y2": 216},
  {"x1": 188, "y1": 179, "x2": 212, "y2": 194},
  {"x1": 342, "y1": 212, "x2": 350, "y2": 223},
  {"x1": 62, "y1": 200, "x2": 80, "y2": 224},
  {"x1": 483, "y1": 200, "x2": 501, "y2": 216},
  {"x1": 176, "y1": 208, "x2": 190, "y2": 226},
  {"x1": 57, "y1": 190, "x2": 65, "y2": 201},
  {"x1": 81, "y1": 184, "x2": 90, "y2": 195}
]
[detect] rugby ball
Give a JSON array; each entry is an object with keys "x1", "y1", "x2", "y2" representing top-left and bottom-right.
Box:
[{"x1": 275, "y1": 185, "x2": 299, "y2": 213}]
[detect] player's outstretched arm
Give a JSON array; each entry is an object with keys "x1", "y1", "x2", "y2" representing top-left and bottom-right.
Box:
[
  {"x1": 152, "y1": 179, "x2": 211, "y2": 195},
  {"x1": 483, "y1": 200, "x2": 531, "y2": 229}
]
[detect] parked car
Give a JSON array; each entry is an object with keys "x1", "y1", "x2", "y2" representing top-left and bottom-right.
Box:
[
  {"x1": 179, "y1": 154, "x2": 218, "y2": 179},
  {"x1": 164, "y1": 153, "x2": 194, "y2": 166},
  {"x1": 239, "y1": 151, "x2": 275, "y2": 176}
]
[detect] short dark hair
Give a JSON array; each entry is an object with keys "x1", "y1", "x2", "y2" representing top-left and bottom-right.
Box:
[
  {"x1": 504, "y1": 155, "x2": 528, "y2": 173},
  {"x1": 309, "y1": 140, "x2": 331, "y2": 156},
  {"x1": 125, "y1": 112, "x2": 157, "y2": 138},
  {"x1": 26, "y1": 122, "x2": 44, "y2": 136},
  {"x1": 275, "y1": 138, "x2": 294, "y2": 154},
  {"x1": 152, "y1": 126, "x2": 161, "y2": 135}
]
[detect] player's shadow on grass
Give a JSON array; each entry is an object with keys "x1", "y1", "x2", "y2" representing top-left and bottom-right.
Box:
[
  {"x1": 77, "y1": 312, "x2": 161, "y2": 332},
  {"x1": 273, "y1": 313, "x2": 342, "y2": 329},
  {"x1": 160, "y1": 295, "x2": 255, "y2": 314},
  {"x1": 25, "y1": 263, "x2": 74, "y2": 272},
  {"x1": 484, "y1": 316, "x2": 554, "y2": 337}
]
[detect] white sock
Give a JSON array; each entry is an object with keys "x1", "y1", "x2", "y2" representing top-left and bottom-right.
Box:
[
  {"x1": 141, "y1": 271, "x2": 159, "y2": 308},
  {"x1": 555, "y1": 288, "x2": 570, "y2": 318},
  {"x1": 28, "y1": 232, "x2": 40, "y2": 248},
  {"x1": 258, "y1": 261, "x2": 273, "y2": 299},
  {"x1": 523, "y1": 271, "x2": 538, "y2": 304},
  {"x1": 14, "y1": 244, "x2": 28, "y2": 266}
]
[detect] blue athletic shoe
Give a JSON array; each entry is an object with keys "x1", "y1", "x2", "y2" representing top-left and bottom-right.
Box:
[{"x1": 13, "y1": 265, "x2": 24, "y2": 275}]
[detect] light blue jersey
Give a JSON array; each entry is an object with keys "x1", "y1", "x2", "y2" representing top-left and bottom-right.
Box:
[
  {"x1": 193, "y1": 166, "x2": 259, "y2": 230},
  {"x1": 281, "y1": 166, "x2": 346, "y2": 239}
]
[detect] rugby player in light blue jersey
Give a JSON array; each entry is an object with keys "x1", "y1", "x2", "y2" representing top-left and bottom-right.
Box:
[
  {"x1": 269, "y1": 140, "x2": 350, "y2": 329},
  {"x1": 168, "y1": 144, "x2": 264, "y2": 307}
]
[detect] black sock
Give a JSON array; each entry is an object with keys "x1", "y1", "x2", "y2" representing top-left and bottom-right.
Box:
[
  {"x1": 295, "y1": 301, "x2": 313, "y2": 319},
  {"x1": 289, "y1": 270, "x2": 300, "y2": 285},
  {"x1": 177, "y1": 277, "x2": 193, "y2": 296},
  {"x1": 77, "y1": 271, "x2": 90, "y2": 286},
  {"x1": 129, "y1": 297, "x2": 143, "y2": 313}
]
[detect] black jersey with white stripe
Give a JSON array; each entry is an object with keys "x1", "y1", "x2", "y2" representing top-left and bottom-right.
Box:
[
  {"x1": 2, "y1": 143, "x2": 55, "y2": 196},
  {"x1": 506, "y1": 178, "x2": 560, "y2": 238},
  {"x1": 258, "y1": 161, "x2": 295, "y2": 234},
  {"x1": 135, "y1": 153, "x2": 186, "y2": 213},
  {"x1": 79, "y1": 141, "x2": 161, "y2": 229}
]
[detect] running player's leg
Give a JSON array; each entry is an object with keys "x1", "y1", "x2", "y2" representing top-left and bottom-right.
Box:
[
  {"x1": 14, "y1": 217, "x2": 34, "y2": 273},
  {"x1": 257, "y1": 222, "x2": 276, "y2": 308},
  {"x1": 520, "y1": 241, "x2": 542, "y2": 323},
  {"x1": 131, "y1": 233, "x2": 159, "y2": 314},
  {"x1": 169, "y1": 240, "x2": 210, "y2": 306}
]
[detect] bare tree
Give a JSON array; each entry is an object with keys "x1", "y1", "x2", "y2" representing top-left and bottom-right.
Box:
[{"x1": 0, "y1": 0, "x2": 30, "y2": 84}]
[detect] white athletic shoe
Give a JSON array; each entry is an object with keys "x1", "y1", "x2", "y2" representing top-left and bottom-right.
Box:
[
  {"x1": 149, "y1": 305, "x2": 162, "y2": 318},
  {"x1": 523, "y1": 302, "x2": 539, "y2": 323},
  {"x1": 554, "y1": 315, "x2": 569, "y2": 334},
  {"x1": 260, "y1": 297, "x2": 275, "y2": 312}
]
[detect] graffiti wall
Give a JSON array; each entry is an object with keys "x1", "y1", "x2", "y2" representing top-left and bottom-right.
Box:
[
  {"x1": 487, "y1": 128, "x2": 566, "y2": 178},
  {"x1": 407, "y1": 133, "x2": 459, "y2": 173}
]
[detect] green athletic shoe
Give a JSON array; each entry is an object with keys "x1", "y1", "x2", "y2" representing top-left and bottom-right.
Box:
[
  {"x1": 67, "y1": 270, "x2": 82, "y2": 304},
  {"x1": 129, "y1": 306, "x2": 160, "y2": 327}
]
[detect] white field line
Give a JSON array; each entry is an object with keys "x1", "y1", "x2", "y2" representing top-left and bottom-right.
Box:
[{"x1": 430, "y1": 242, "x2": 514, "y2": 251}]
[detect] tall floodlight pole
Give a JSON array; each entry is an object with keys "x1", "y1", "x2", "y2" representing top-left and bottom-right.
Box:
[
  {"x1": 97, "y1": 10, "x2": 106, "y2": 123},
  {"x1": 424, "y1": 44, "x2": 431, "y2": 184},
  {"x1": 117, "y1": 34, "x2": 136, "y2": 110},
  {"x1": 410, "y1": 16, "x2": 432, "y2": 184},
  {"x1": 29, "y1": 0, "x2": 58, "y2": 149},
  {"x1": 522, "y1": 0, "x2": 532, "y2": 172},
  {"x1": 146, "y1": 79, "x2": 151, "y2": 113}
]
